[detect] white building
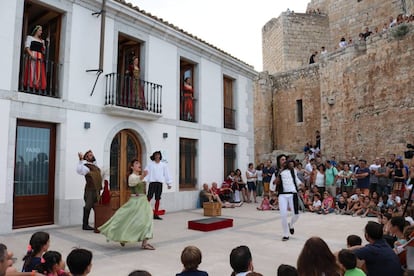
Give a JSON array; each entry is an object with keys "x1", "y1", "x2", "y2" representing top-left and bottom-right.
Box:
[{"x1": 0, "y1": 0, "x2": 257, "y2": 233}]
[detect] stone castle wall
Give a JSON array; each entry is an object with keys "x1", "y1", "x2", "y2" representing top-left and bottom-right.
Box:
[
  {"x1": 305, "y1": 0, "x2": 412, "y2": 52},
  {"x1": 320, "y1": 26, "x2": 414, "y2": 160},
  {"x1": 262, "y1": 12, "x2": 330, "y2": 74},
  {"x1": 272, "y1": 65, "x2": 321, "y2": 153},
  {"x1": 256, "y1": 0, "x2": 414, "y2": 163},
  {"x1": 255, "y1": 25, "x2": 414, "y2": 162}
]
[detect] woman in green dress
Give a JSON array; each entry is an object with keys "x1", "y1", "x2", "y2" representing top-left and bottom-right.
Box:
[{"x1": 99, "y1": 159, "x2": 155, "y2": 250}]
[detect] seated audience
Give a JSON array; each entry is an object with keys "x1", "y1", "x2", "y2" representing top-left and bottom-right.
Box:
[
  {"x1": 318, "y1": 191, "x2": 334, "y2": 214},
  {"x1": 389, "y1": 216, "x2": 408, "y2": 252},
  {"x1": 230, "y1": 246, "x2": 258, "y2": 276},
  {"x1": 297, "y1": 236, "x2": 341, "y2": 276},
  {"x1": 176, "y1": 246, "x2": 208, "y2": 276},
  {"x1": 22, "y1": 231, "x2": 50, "y2": 272},
  {"x1": 66, "y1": 248, "x2": 93, "y2": 276},
  {"x1": 335, "y1": 195, "x2": 347, "y2": 214},
  {"x1": 308, "y1": 193, "x2": 321, "y2": 212},
  {"x1": 257, "y1": 195, "x2": 272, "y2": 211},
  {"x1": 337, "y1": 249, "x2": 366, "y2": 276},
  {"x1": 128, "y1": 271, "x2": 151, "y2": 276},
  {"x1": 347, "y1": 235, "x2": 362, "y2": 247},
  {"x1": 269, "y1": 193, "x2": 279, "y2": 210},
  {"x1": 277, "y1": 264, "x2": 298, "y2": 276},
  {"x1": 34, "y1": 250, "x2": 68, "y2": 276},
  {"x1": 353, "y1": 221, "x2": 402, "y2": 276}
]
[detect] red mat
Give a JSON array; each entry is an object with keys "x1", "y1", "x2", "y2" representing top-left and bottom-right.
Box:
[{"x1": 188, "y1": 217, "x2": 233, "y2": 232}]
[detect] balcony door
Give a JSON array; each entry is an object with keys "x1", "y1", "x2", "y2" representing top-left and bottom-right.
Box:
[
  {"x1": 13, "y1": 120, "x2": 56, "y2": 229},
  {"x1": 117, "y1": 34, "x2": 141, "y2": 107},
  {"x1": 19, "y1": 1, "x2": 62, "y2": 97},
  {"x1": 109, "y1": 130, "x2": 142, "y2": 208}
]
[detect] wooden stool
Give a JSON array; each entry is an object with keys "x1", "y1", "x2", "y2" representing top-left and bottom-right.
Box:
[{"x1": 203, "y1": 202, "x2": 221, "y2": 217}]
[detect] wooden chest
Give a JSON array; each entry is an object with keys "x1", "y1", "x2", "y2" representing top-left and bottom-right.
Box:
[{"x1": 203, "y1": 202, "x2": 221, "y2": 217}]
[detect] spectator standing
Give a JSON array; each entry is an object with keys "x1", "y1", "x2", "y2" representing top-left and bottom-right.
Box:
[
  {"x1": 354, "y1": 160, "x2": 370, "y2": 195},
  {"x1": 369, "y1": 158, "x2": 380, "y2": 195},
  {"x1": 246, "y1": 163, "x2": 258, "y2": 203},
  {"x1": 262, "y1": 160, "x2": 275, "y2": 197},
  {"x1": 256, "y1": 163, "x2": 264, "y2": 197},
  {"x1": 325, "y1": 160, "x2": 338, "y2": 197}
]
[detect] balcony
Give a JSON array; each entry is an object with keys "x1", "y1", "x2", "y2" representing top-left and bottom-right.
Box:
[
  {"x1": 104, "y1": 73, "x2": 162, "y2": 120},
  {"x1": 19, "y1": 54, "x2": 60, "y2": 97}
]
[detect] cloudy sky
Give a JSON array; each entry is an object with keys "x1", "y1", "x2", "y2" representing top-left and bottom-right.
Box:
[{"x1": 128, "y1": 0, "x2": 310, "y2": 71}]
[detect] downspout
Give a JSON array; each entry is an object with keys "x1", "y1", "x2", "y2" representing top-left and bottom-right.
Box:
[{"x1": 86, "y1": 0, "x2": 106, "y2": 96}]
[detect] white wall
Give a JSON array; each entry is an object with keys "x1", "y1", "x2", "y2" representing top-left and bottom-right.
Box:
[
  {"x1": 0, "y1": 1, "x2": 19, "y2": 91},
  {"x1": 0, "y1": 0, "x2": 256, "y2": 233}
]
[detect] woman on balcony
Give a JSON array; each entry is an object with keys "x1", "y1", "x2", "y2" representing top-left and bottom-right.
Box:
[
  {"x1": 23, "y1": 25, "x2": 47, "y2": 91},
  {"x1": 182, "y1": 77, "x2": 194, "y2": 121},
  {"x1": 127, "y1": 57, "x2": 145, "y2": 109}
]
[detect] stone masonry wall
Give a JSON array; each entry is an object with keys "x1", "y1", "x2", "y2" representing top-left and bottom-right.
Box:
[
  {"x1": 319, "y1": 25, "x2": 414, "y2": 161},
  {"x1": 307, "y1": 0, "x2": 406, "y2": 52},
  {"x1": 254, "y1": 72, "x2": 275, "y2": 161},
  {"x1": 262, "y1": 12, "x2": 330, "y2": 74},
  {"x1": 272, "y1": 65, "x2": 321, "y2": 153}
]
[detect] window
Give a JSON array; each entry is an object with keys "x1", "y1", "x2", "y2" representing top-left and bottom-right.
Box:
[
  {"x1": 19, "y1": 1, "x2": 62, "y2": 97},
  {"x1": 296, "y1": 99, "x2": 303, "y2": 123},
  {"x1": 179, "y1": 138, "x2": 197, "y2": 189},
  {"x1": 224, "y1": 143, "x2": 236, "y2": 180},
  {"x1": 180, "y1": 60, "x2": 196, "y2": 122},
  {"x1": 223, "y1": 76, "x2": 235, "y2": 129}
]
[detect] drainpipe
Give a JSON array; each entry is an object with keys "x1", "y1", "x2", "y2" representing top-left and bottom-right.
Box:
[{"x1": 87, "y1": 0, "x2": 106, "y2": 96}]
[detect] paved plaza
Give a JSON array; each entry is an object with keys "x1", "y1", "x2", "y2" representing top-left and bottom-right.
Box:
[{"x1": 2, "y1": 204, "x2": 372, "y2": 275}]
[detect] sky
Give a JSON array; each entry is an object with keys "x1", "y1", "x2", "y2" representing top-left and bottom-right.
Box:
[{"x1": 128, "y1": 0, "x2": 310, "y2": 71}]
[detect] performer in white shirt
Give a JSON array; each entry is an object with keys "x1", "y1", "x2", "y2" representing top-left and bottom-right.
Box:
[
  {"x1": 274, "y1": 154, "x2": 303, "y2": 241},
  {"x1": 145, "y1": 151, "x2": 173, "y2": 220}
]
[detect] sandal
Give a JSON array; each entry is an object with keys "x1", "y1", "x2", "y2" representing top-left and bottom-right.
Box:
[{"x1": 142, "y1": 243, "x2": 155, "y2": 250}]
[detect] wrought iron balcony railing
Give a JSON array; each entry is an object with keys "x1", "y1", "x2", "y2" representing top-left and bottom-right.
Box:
[{"x1": 105, "y1": 73, "x2": 162, "y2": 114}]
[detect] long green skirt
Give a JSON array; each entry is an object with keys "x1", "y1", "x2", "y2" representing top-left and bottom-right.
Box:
[{"x1": 98, "y1": 195, "x2": 153, "y2": 244}]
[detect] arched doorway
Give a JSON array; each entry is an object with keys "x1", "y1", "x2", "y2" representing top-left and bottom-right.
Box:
[{"x1": 109, "y1": 129, "x2": 142, "y2": 208}]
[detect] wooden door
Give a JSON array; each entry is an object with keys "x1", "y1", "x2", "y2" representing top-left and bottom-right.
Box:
[
  {"x1": 109, "y1": 130, "x2": 142, "y2": 208},
  {"x1": 13, "y1": 120, "x2": 56, "y2": 229}
]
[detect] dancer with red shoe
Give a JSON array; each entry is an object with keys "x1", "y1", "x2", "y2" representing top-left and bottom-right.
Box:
[{"x1": 145, "y1": 151, "x2": 172, "y2": 220}]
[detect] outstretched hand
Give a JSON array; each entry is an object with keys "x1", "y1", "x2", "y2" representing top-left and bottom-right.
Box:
[{"x1": 78, "y1": 152, "x2": 83, "y2": 160}]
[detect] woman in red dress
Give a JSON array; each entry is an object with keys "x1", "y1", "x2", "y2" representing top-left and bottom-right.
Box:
[
  {"x1": 182, "y1": 77, "x2": 194, "y2": 120},
  {"x1": 23, "y1": 25, "x2": 47, "y2": 91}
]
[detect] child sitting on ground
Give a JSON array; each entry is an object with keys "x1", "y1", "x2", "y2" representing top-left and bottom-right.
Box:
[
  {"x1": 66, "y1": 248, "x2": 93, "y2": 276},
  {"x1": 361, "y1": 196, "x2": 379, "y2": 217},
  {"x1": 34, "y1": 250, "x2": 69, "y2": 276},
  {"x1": 308, "y1": 193, "x2": 321, "y2": 213},
  {"x1": 338, "y1": 249, "x2": 365, "y2": 276},
  {"x1": 269, "y1": 192, "x2": 279, "y2": 210},
  {"x1": 335, "y1": 195, "x2": 347, "y2": 215},
  {"x1": 318, "y1": 192, "x2": 335, "y2": 214},
  {"x1": 257, "y1": 195, "x2": 271, "y2": 211}
]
